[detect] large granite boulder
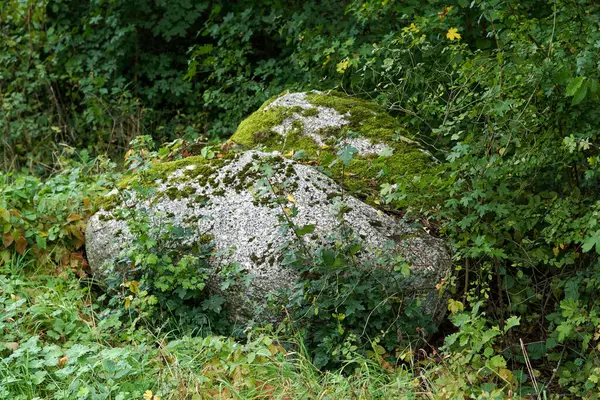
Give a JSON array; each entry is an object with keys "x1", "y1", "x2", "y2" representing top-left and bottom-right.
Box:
[
  {"x1": 229, "y1": 90, "x2": 438, "y2": 204},
  {"x1": 86, "y1": 150, "x2": 451, "y2": 324}
]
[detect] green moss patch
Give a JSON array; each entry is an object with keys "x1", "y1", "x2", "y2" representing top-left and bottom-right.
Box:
[
  {"x1": 229, "y1": 90, "x2": 438, "y2": 205},
  {"x1": 99, "y1": 154, "x2": 236, "y2": 212}
]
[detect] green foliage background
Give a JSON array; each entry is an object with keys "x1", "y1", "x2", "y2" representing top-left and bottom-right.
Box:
[{"x1": 2, "y1": 0, "x2": 600, "y2": 397}]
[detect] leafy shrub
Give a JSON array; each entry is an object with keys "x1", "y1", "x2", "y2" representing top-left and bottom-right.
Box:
[
  {"x1": 285, "y1": 235, "x2": 437, "y2": 369},
  {"x1": 0, "y1": 151, "x2": 119, "y2": 273},
  {"x1": 104, "y1": 203, "x2": 232, "y2": 334},
  {"x1": 5, "y1": 0, "x2": 600, "y2": 396},
  {"x1": 94, "y1": 137, "x2": 248, "y2": 335},
  {"x1": 346, "y1": 1, "x2": 600, "y2": 396}
]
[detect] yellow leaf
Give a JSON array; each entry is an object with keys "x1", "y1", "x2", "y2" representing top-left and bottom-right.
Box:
[
  {"x1": 446, "y1": 27, "x2": 461, "y2": 41},
  {"x1": 283, "y1": 207, "x2": 292, "y2": 215},
  {"x1": 286, "y1": 194, "x2": 296, "y2": 203},
  {"x1": 553, "y1": 247, "x2": 559, "y2": 256},
  {"x1": 124, "y1": 149, "x2": 135, "y2": 160},
  {"x1": 0, "y1": 209, "x2": 10, "y2": 223},
  {"x1": 129, "y1": 280, "x2": 140, "y2": 294},
  {"x1": 438, "y1": 5, "x2": 454, "y2": 19},
  {"x1": 403, "y1": 22, "x2": 420, "y2": 34},
  {"x1": 448, "y1": 299, "x2": 464, "y2": 314},
  {"x1": 141, "y1": 391, "x2": 160, "y2": 400},
  {"x1": 336, "y1": 59, "x2": 349, "y2": 74},
  {"x1": 498, "y1": 367, "x2": 513, "y2": 381},
  {"x1": 320, "y1": 145, "x2": 329, "y2": 149},
  {"x1": 284, "y1": 150, "x2": 294, "y2": 157}
]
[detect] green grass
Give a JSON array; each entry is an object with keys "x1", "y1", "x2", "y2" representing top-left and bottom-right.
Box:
[{"x1": 0, "y1": 254, "x2": 435, "y2": 399}]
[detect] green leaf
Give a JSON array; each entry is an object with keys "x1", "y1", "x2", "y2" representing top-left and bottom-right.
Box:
[
  {"x1": 201, "y1": 146, "x2": 215, "y2": 160},
  {"x1": 481, "y1": 328, "x2": 500, "y2": 344},
  {"x1": 202, "y1": 295, "x2": 225, "y2": 313},
  {"x1": 566, "y1": 76, "x2": 585, "y2": 97},
  {"x1": 36, "y1": 235, "x2": 47, "y2": 250},
  {"x1": 195, "y1": 44, "x2": 214, "y2": 56},
  {"x1": 292, "y1": 150, "x2": 307, "y2": 160},
  {"x1": 256, "y1": 348, "x2": 271, "y2": 357},
  {"x1": 295, "y1": 224, "x2": 315, "y2": 236},
  {"x1": 452, "y1": 313, "x2": 470, "y2": 327},
  {"x1": 572, "y1": 81, "x2": 589, "y2": 105},
  {"x1": 146, "y1": 254, "x2": 159, "y2": 265},
  {"x1": 582, "y1": 231, "x2": 600, "y2": 253},
  {"x1": 32, "y1": 370, "x2": 47, "y2": 385},
  {"x1": 557, "y1": 323, "x2": 573, "y2": 342},
  {"x1": 378, "y1": 146, "x2": 394, "y2": 157},
  {"x1": 345, "y1": 300, "x2": 365, "y2": 316},
  {"x1": 444, "y1": 332, "x2": 459, "y2": 347},
  {"x1": 394, "y1": 262, "x2": 411, "y2": 277},
  {"x1": 337, "y1": 145, "x2": 358, "y2": 166},
  {"x1": 504, "y1": 316, "x2": 520, "y2": 333},
  {"x1": 102, "y1": 359, "x2": 116, "y2": 374},
  {"x1": 486, "y1": 355, "x2": 507, "y2": 370}
]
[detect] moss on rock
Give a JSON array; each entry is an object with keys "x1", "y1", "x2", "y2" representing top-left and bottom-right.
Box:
[
  {"x1": 97, "y1": 154, "x2": 237, "y2": 213},
  {"x1": 229, "y1": 90, "x2": 437, "y2": 205}
]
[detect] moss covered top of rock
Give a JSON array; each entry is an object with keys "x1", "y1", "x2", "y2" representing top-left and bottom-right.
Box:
[
  {"x1": 99, "y1": 91, "x2": 437, "y2": 214},
  {"x1": 229, "y1": 90, "x2": 436, "y2": 203},
  {"x1": 98, "y1": 154, "x2": 234, "y2": 212},
  {"x1": 98, "y1": 151, "x2": 299, "y2": 214}
]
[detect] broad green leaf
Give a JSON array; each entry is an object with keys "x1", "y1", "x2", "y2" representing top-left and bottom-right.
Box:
[
  {"x1": 572, "y1": 81, "x2": 589, "y2": 105},
  {"x1": 295, "y1": 224, "x2": 315, "y2": 236},
  {"x1": 582, "y1": 231, "x2": 600, "y2": 253},
  {"x1": 566, "y1": 76, "x2": 585, "y2": 97},
  {"x1": 504, "y1": 316, "x2": 520, "y2": 333},
  {"x1": 338, "y1": 145, "x2": 358, "y2": 166}
]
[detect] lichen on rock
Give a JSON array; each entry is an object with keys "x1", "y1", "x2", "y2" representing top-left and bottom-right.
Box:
[
  {"x1": 230, "y1": 90, "x2": 437, "y2": 203},
  {"x1": 86, "y1": 150, "x2": 451, "y2": 325}
]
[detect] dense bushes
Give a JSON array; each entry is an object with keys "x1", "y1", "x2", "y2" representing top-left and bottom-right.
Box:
[
  {"x1": 0, "y1": 0, "x2": 522, "y2": 166},
  {"x1": 3, "y1": 0, "x2": 600, "y2": 397},
  {"x1": 0, "y1": 152, "x2": 118, "y2": 272}
]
